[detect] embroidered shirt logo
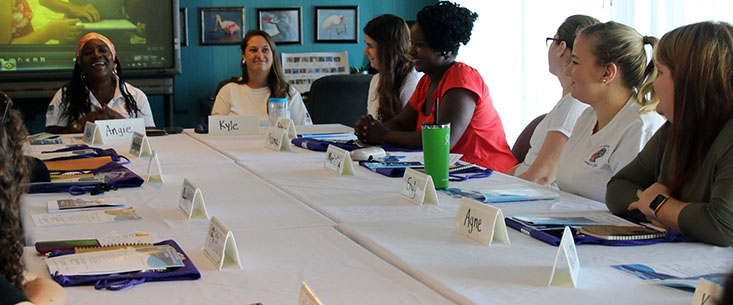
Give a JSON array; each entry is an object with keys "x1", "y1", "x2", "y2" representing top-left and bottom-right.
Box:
[{"x1": 588, "y1": 147, "x2": 608, "y2": 163}]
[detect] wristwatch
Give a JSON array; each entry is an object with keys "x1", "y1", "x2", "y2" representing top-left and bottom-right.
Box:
[{"x1": 649, "y1": 194, "x2": 670, "y2": 215}]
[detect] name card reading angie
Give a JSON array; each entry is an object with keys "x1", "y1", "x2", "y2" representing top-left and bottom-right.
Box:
[
  {"x1": 453, "y1": 198, "x2": 510, "y2": 246},
  {"x1": 94, "y1": 118, "x2": 146, "y2": 142},
  {"x1": 323, "y1": 145, "x2": 354, "y2": 176},
  {"x1": 208, "y1": 115, "x2": 259, "y2": 136},
  {"x1": 401, "y1": 168, "x2": 439, "y2": 206}
]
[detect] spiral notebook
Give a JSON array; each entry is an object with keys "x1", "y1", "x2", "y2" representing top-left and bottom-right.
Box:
[{"x1": 576, "y1": 225, "x2": 666, "y2": 240}]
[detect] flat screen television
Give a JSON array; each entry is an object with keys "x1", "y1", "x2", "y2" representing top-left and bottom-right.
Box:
[{"x1": 0, "y1": 0, "x2": 181, "y2": 82}]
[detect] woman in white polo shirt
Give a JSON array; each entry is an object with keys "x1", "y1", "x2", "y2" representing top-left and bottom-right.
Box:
[
  {"x1": 45, "y1": 32, "x2": 155, "y2": 134},
  {"x1": 510, "y1": 15, "x2": 598, "y2": 185},
  {"x1": 556, "y1": 22, "x2": 665, "y2": 202}
]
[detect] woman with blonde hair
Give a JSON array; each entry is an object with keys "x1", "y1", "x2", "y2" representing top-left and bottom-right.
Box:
[
  {"x1": 607, "y1": 21, "x2": 733, "y2": 246},
  {"x1": 556, "y1": 21, "x2": 665, "y2": 202},
  {"x1": 212, "y1": 30, "x2": 311, "y2": 125}
]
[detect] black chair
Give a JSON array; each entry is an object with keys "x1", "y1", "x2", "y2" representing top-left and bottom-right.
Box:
[
  {"x1": 200, "y1": 77, "x2": 239, "y2": 123},
  {"x1": 307, "y1": 74, "x2": 373, "y2": 127},
  {"x1": 512, "y1": 113, "x2": 547, "y2": 164}
]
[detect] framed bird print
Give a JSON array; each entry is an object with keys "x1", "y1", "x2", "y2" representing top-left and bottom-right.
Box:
[
  {"x1": 199, "y1": 7, "x2": 245, "y2": 45},
  {"x1": 257, "y1": 7, "x2": 302, "y2": 45},
  {"x1": 314, "y1": 6, "x2": 358, "y2": 43}
]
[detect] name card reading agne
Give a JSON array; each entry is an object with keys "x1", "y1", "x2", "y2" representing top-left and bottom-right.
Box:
[
  {"x1": 208, "y1": 115, "x2": 259, "y2": 135},
  {"x1": 204, "y1": 216, "x2": 242, "y2": 271},
  {"x1": 453, "y1": 198, "x2": 510, "y2": 246},
  {"x1": 129, "y1": 131, "x2": 152, "y2": 158},
  {"x1": 548, "y1": 226, "x2": 581, "y2": 288},
  {"x1": 94, "y1": 118, "x2": 146, "y2": 142},
  {"x1": 323, "y1": 144, "x2": 354, "y2": 176},
  {"x1": 276, "y1": 117, "x2": 297, "y2": 139},
  {"x1": 264, "y1": 127, "x2": 292, "y2": 151},
  {"x1": 178, "y1": 178, "x2": 209, "y2": 220},
  {"x1": 401, "y1": 168, "x2": 439, "y2": 206},
  {"x1": 298, "y1": 282, "x2": 324, "y2": 305},
  {"x1": 145, "y1": 150, "x2": 164, "y2": 183}
]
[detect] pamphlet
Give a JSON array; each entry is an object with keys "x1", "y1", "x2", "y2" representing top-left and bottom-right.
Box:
[
  {"x1": 46, "y1": 197, "x2": 127, "y2": 213},
  {"x1": 612, "y1": 261, "x2": 732, "y2": 292},
  {"x1": 32, "y1": 208, "x2": 142, "y2": 227},
  {"x1": 46, "y1": 245, "x2": 183, "y2": 276}
]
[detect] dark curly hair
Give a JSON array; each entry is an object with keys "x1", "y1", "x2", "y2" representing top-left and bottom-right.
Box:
[
  {"x1": 416, "y1": 1, "x2": 478, "y2": 57},
  {"x1": 0, "y1": 97, "x2": 29, "y2": 291},
  {"x1": 60, "y1": 58, "x2": 142, "y2": 127}
]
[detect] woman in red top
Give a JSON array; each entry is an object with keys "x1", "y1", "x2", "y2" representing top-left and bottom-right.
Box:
[{"x1": 354, "y1": 1, "x2": 516, "y2": 172}]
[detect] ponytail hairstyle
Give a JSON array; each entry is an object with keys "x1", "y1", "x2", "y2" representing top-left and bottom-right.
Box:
[
  {"x1": 0, "y1": 95, "x2": 29, "y2": 291},
  {"x1": 579, "y1": 22, "x2": 658, "y2": 113},
  {"x1": 60, "y1": 58, "x2": 142, "y2": 126},
  {"x1": 655, "y1": 21, "x2": 733, "y2": 195},
  {"x1": 555, "y1": 15, "x2": 599, "y2": 50},
  {"x1": 364, "y1": 14, "x2": 413, "y2": 122},
  {"x1": 238, "y1": 30, "x2": 293, "y2": 99}
]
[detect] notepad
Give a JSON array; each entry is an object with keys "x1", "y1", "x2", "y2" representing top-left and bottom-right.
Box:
[{"x1": 577, "y1": 225, "x2": 666, "y2": 240}]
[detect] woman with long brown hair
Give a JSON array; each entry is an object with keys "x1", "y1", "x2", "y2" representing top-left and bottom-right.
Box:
[
  {"x1": 363, "y1": 14, "x2": 421, "y2": 122},
  {"x1": 607, "y1": 21, "x2": 733, "y2": 246},
  {"x1": 212, "y1": 30, "x2": 311, "y2": 125}
]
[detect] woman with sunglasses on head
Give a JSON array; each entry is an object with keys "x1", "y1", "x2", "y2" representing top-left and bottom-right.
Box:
[
  {"x1": 212, "y1": 30, "x2": 311, "y2": 125},
  {"x1": 0, "y1": 91, "x2": 69, "y2": 305},
  {"x1": 509, "y1": 15, "x2": 599, "y2": 185},
  {"x1": 555, "y1": 21, "x2": 665, "y2": 203},
  {"x1": 363, "y1": 14, "x2": 422, "y2": 122},
  {"x1": 45, "y1": 32, "x2": 155, "y2": 134},
  {"x1": 355, "y1": 1, "x2": 516, "y2": 172},
  {"x1": 606, "y1": 22, "x2": 733, "y2": 246}
]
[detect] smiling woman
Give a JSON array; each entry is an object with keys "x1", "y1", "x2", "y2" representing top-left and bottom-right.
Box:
[{"x1": 45, "y1": 32, "x2": 155, "y2": 134}]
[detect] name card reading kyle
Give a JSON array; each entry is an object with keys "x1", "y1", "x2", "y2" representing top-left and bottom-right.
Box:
[
  {"x1": 208, "y1": 115, "x2": 259, "y2": 136},
  {"x1": 453, "y1": 198, "x2": 510, "y2": 246},
  {"x1": 94, "y1": 118, "x2": 145, "y2": 142},
  {"x1": 276, "y1": 117, "x2": 297, "y2": 139},
  {"x1": 298, "y1": 282, "x2": 324, "y2": 305},
  {"x1": 548, "y1": 226, "x2": 581, "y2": 288},
  {"x1": 692, "y1": 278, "x2": 724, "y2": 305},
  {"x1": 83, "y1": 121, "x2": 103, "y2": 145},
  {"x1": 204, "y1": 216, "x2": 242, "y2": 271},
  {"x1": 178, "y1": 178, "x2": 209, "y2": 220},
  {"x1": 129, "y1": 131, "x2": 152, "y2": 158},
  {"x1": 145, "y1": 150, "x2": 164, "y2": 183},
  {"x1": 401, "y1": 168, "x2": 439, "y2": 206},
  {"x1": 323, "y1": 144, "x2": 354, "y2": 176},
  {"x1": 264, "y1": 127, "x2": 292, "y2": 151}
]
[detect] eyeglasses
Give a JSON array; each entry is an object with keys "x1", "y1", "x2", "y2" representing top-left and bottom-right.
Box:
[
  {"x1": 0, "y1": 91, "x2": 12, "y2": 124},
  {"x1": 546, "y1": 37, "x2": 564, "y2": 47}
]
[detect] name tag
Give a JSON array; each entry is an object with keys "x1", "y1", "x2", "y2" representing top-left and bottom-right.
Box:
[
  {"x1": 691, "y1": 278, "x2": 724, "y2": 305},
  {"x1": 276, "y1": 117, "x2": 297, "y2": 139},
  {"x1": 323, "y1": 145, "x2": 354, "y2": 176},
  {"x1": 264, "y1": 127, "x2": 292, "y2": 151},
  {"x1": 178, "y1": 178, "x2": 209, "y2": 220},
  {"x1": 83, "y1": 121, "x2": 103, "y2": 145},
  {"x1": 204, "y1": 216, "x2": 242, "y2": 270},
  {"x1": 298, "y1": 282, "x2": 324, "y2": 305},
  {"x1": 94, "y1": 118, "x2": 145, "y2": 142},
  {"x1": 453, "y1": 198, "x2": 510, "y2": 246},
  {"x1": 129, "y1": 131, "x2": 152, "y2": 158},
  {"x1": 401, "y1": 168, "x2": 439, "y2": 206},
  {"x1": 208, "y1": 115, "x2": 259, "y2": 135},
  {"x1": 145, "y1": 150, "x2": 164, "y2": 183},
  {"x1": 548, "y1": 226, "x2": 581, "y2": 288}
]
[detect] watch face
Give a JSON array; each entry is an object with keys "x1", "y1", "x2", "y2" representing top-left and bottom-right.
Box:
[{"x1": 649, "y1": 194, "x2": 667, "y2": 210}]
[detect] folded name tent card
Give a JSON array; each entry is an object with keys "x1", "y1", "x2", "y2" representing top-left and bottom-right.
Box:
[
  {"x1": 298, "y1": 281, "x2": 324, "y2": 305},
  {"x1": 146, "y1": 150, "x2": 164, "y2": 183},
  {"x1": 94, "y1": 118, "x2": 146, "y2": 143},
  {"x1": 276, "y1": 117, "x2": 297, "y2": 139},
  {"x1": 208, "y1": 115, "x2": 259, "y2": 135},
  {"x1": 264, "y1": 127, "x2": 292, "y2": 151},
  {"x1": 47, "y1": 197, "x2": 127, "y2": 213},
  {"x1": 548, "y1": 226, "x2": 581, "y2": 288},
  {"x1": 178, "y1": 178, "x2": 209, "y2": 220},
  {"x1": 401, "y1": 168, "x2": 439, "y2": 206},
  {"x1": 204, "y1": 216, "x2": 242, "y2": 271},
  {"x1": 692, "y1": 278, "x2": 724, "y2": 305},
  {"x1": 324, "y1": 144, "x2": 354, "y2": 176},
  {"x1": 83, "y1": 121, "x2": 103, "y2": 145},
  {"x1": 454, "y1": 198, "x2": 510, "y2": 246},
  {"x1": 129, "y1": 131, "x2": 152, "y2": 158}
]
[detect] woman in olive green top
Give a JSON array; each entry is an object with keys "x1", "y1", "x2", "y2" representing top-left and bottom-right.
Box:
[{"x1": 606, "y1": 21, "x2": 733, "y2": 247}]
